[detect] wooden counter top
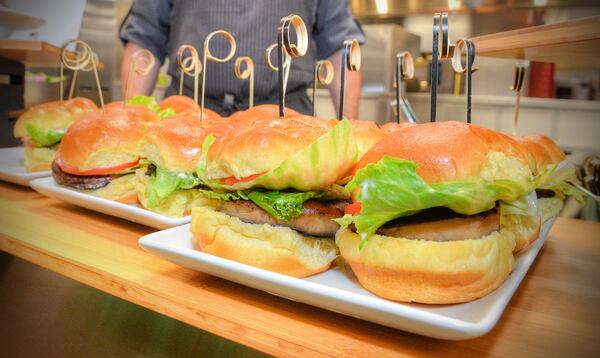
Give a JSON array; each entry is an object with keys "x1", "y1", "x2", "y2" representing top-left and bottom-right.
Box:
[{"x1": 0, "y1": 181, "x2": 599, "y2": 357}]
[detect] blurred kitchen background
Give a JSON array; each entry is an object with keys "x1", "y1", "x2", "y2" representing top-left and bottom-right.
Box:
[{"x1": 1, "y1": 0, "x2": 599, "y2": 215}]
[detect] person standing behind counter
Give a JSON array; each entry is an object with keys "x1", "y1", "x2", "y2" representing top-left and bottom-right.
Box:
[{"x1": 120, "y1": 0, "x2": 365, "y2": 118}]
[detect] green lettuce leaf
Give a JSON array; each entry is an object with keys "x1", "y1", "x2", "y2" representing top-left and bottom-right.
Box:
[
  {"x1": 199, "y1": 119, "x2": 357, "y2": 192},
  {"x1": 145, "y1": 164, "x2": 204, "y2": 208},
  {"x1": 157, "y1": 108, "x2": 176, "y2": 118},
  {"x1": 500, "y1": 192, "x2": 538, "y2": 217},
  {"x1": 247, "y1": 191, "x2": 318, "y2": 221},
  {"x1": 537, "y1": 163, "x2": 586, "y2": 204},
  {"x1": 127, "y1": 95, "x2": 160, "y2": 112},
  {"x1": 339, "y1": 156, "x2": 536, "y2": 246},
  {"x1": 25, "y1": 122, "x2": 65, "y2": 147}
]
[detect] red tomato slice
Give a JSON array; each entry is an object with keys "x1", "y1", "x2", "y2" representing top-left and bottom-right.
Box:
[
  {"x1": 57, "y1": 157, "x2": 140, "y2": 176},
  {"x1": 345, "y1": 202, "x2": 361, "y2": 215},
  {"x1": 221, "y1": 172, "x2": 266, "y2": 186}
]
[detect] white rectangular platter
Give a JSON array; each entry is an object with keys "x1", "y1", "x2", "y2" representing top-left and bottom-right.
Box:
[
  {"x1": 30, "y1": 177, "x2": 190, "y2": 229},
  {"x1": 139, "y1": 219, "x2": 554, "y2": 340},
  {"x1": 0, "y1": 147, "x2": 51, "y2": 186}
]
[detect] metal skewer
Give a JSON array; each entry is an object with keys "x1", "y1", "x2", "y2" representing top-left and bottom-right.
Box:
[
  {"x1": 394, "y1": 51, "x2": 417, "y2": 123},
  {"x1": 430, "y1": 12, "x2": 451, "y2": 122},
  {"x1": 234, "y1": 56, "x2": 255, "y2": 109},
  {"x1": 510, "y1": 62, "x2": 527, "y2": 135},
  {"x1": 201, "y1": 30, "x2": 236, "y2": 121},
  {"x1": 451, "y1": 38, "x2": 477, "y2": 123},
  {"x1": 339, "y1": 39, "x2": 361, "y2": 120},
  {"x1": 60, "y1": 39, "x2": 104, "y2": 109},
  {"x1": 312, "y1": 60, "x2": 334, "y2": 117},
  {"x1": 265, "y1": 43, "x2": 291, "y2": 94},
  {"x1": 123, "y1": 49, "x2": 155, "y2": 107}
]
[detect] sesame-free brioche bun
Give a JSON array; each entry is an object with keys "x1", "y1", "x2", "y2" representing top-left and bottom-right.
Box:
[
  {"x1": 56, "y1": 106, "x2": 158, "y2": 171},
  {"x1": 14, "y1": 97, "x2": 98, "y2": 140},
  {"x1": 336, "y1": 227, "x2": 516, "y2": 304},
  {"x1": 191, "y1": 206, "x2": 339, "y2": 278},
  {"x1": 228, "y1": 104, "x2": 300, "y2": 124},
  {"x1": 349, "y1": 120, "x2": 386, "y2": 158},
  {"x1": 160, "y1": 95, "x2": 221, "y2": 119},
  {"x1": 204, "y1": 115, "x2": 336, "y2": 181},
  {"x1": 140, "y1": 114, "x2": 210, "y2": 173},
  {"x1": 379, "y1": 121, "x2": 415, "y2": 134}
]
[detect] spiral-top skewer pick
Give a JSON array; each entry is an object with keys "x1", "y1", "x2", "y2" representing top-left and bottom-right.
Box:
[
  {"x1": 510, "y1": 62, "x2": 527, "y2": 135},
  {"x1": 338, "y1": 39, "x2": 361, "y2": 120},
  {"x1": 234, "y1": 56, "x2": 255, "y2": 109},
  {"x1": 201, "y1": 30, "x2": 236, "y2": 121},
  {"x1": 276, "y1": 14, "x2": 308, "y2": 117},
  {"x1": 123, "y1": 49, "x2": 155, "y2": 107},
  {"x1": 312, "y1": 60, "x2": 334, "y2": 117},
  {"x1": 176, "y1": 44, "x2": 202, "y2": 105},
  {"x1": 394, "y1": 51, "x2": 417, "y2": 123},
  {"x1": 60, "y1": 39, "x2": 104, "y2": 108},
  {"x1": 451, "y1": 38, "x2": 477, "y2": 123}
]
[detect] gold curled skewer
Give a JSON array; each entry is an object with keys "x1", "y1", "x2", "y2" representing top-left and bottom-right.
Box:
[
  {"x1": 276, "y1": 14, "x2": 308, "y2": 117},
  {"x1": 312, "y1": 60, "x2": 334, "y2": 117},
  {"x1": 451, "y1": 38, "x2": 477, "y2": 124},
  {"x1": 394, "y1": 51, "x2": 417, "y2": 123},
  {"x1": 60, "y1": 39, "x2": 104, "y2": 108},
  {"x1": 176, "y1": 44, "x2": 202, "y2": 105},
  {"x1": 510, "y1": 62, "x2": 527, "y2": 135},
  {"x1": 338, "y1": 39, "x2": 361, "y2": 120},
  {"x1": 234, "y1": 56, "x2": 254, "y2": 109},
  {"x1": 201, "y1": 30, "x2": 236, "y2": 121},
  {"x1": 60, "y1": 39, "x2": 97, "y2": 102},
  {"x1": 123, "y1": 49, "x2": 155, "y2": 107}
]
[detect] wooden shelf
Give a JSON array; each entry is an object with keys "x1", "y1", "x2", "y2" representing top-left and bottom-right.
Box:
[
  {"x1": 0, "y1": 39, "x2": 103, "y2": 69},
  {"x1": 1, "y1": 182, "x2": 600, "y2": 356},
  {"x1": 472, "y1": 16, "x2": 600, "y2": 69}
]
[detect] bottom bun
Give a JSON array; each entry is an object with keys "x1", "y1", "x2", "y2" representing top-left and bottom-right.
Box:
[
  {"x1": 191, "y1": 206, "x2": 339, "y2": 278},
  {"x1": 538, "y1": 197, "x2": 564, "y2": 223},
  {"x1": 24, "y1": 146, "x2": 55, "y2": 172},
  {"x1": 335, "y1": 228, "x2": 516, "y2": 304},
  {"x1": 83, "y1": 173, "x2": 138, "y2": 204},
  {"x1": 501, "y1": 214, "x2": 541, "y2": 253}
]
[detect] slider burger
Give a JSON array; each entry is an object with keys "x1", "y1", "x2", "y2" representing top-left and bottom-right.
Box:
[
  {"x1": 135, "y1": 113, "x2": 225, "y2": 217},
  {"x1": 348, "y1": 120, "x2": 386, "y2": 158},
  {"x1": 335, "y1": 121, "x2": 571, "y2": 304},
  {"x1": 159, "y1": 95, "x2": 222, "y2": 119},
  {"x1": 190, "y1": 116, "x2": 358, "y2": 277},
  {"x1": 52, "y1": 105, "x2": 159, "y2": 203},
  {"x1": 13, "y1": 98, "x2": 97, "y2": 172}
]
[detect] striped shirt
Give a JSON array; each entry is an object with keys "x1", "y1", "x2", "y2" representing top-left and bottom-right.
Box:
[{"x1": 120, "y1": 0, "x2": 365, "y2": 115}]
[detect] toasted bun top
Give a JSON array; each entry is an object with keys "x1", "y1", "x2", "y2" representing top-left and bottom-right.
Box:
[
  {"x1": 349, "y1": 120, "x2": 386, "y2": 157},
  {"x1": 141, "y1": 114, "x2": 212, "y2": 172},
  {"x1": 159, "y1": 95, "x2": 221, "y2": 119},
  {"x1": 380, "y1": 122, "x2": 416, "y2": 134},
  {"x1": 354, "y1": 121, "x2": 566, "y2": 183},
  {"x1": 205, "y1": 115, "x2": 335, "y2": 180},
  {"x1": 14, "y1": 97, "x2": 98, "y2": 139},
  {"x1": 57, "y1": 106, "x2": 157, "y2": 171},
  {"x1": 228, "y1": 104, "x2": 300, "y2": 125}
]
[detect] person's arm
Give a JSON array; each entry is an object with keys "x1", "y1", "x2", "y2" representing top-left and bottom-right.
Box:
[
  {"x1": 312, "y1": 0, "x2": 365, "y2": 119},
  {"x1": 121, "y1": 42, "x2": 160, "y2": 98},
  {"x1": 119, "y1": 0, "x2": 170, "y2": 99},
  {"x1": 326, "y1": 49, "x2": 361, "y2": 120}
]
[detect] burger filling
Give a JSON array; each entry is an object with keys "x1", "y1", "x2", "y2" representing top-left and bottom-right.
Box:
[{"x1": 52, "y1": 160, "x2": 138, "y2": 190}]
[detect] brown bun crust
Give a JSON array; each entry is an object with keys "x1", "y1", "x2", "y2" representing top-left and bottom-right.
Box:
[
  {"x1": 141, "y1": 114, "x2": 210, "y2": 172},
  {"x1": 379, "y1": 122, "x2": 415, "y2": 134},
  {"x1": 349, "y1": 120, "x2": 386, "y2": 157},
  {"x1": 205, "y1": 115, "x2": 335, "y2": 180},
  {"x1": 336, "y1": 227, "x2": 516, "y2": 304},
  {"x1": 14, "y1": 97, "x2": 98, "y2": 139},
  {"x1": 526, "y1": 135, "x2": 566, "y2": 164},
  {"x1": 228, "y1": 104, "x2": 300, "y2": 125},
  {"x1": 191, "y1": 206, "x2": 339, "y2": 278},
  {"x1": 57, "y1": 106, "x2": 158, "y2": 171},
  {"x1": 355, "y1": 121, "x2": 490, "y2": 182}
]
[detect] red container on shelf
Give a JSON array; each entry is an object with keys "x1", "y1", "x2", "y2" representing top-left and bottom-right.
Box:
[{"x1": 528, "y1": 61, "x2": 555, "y2": 98}]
